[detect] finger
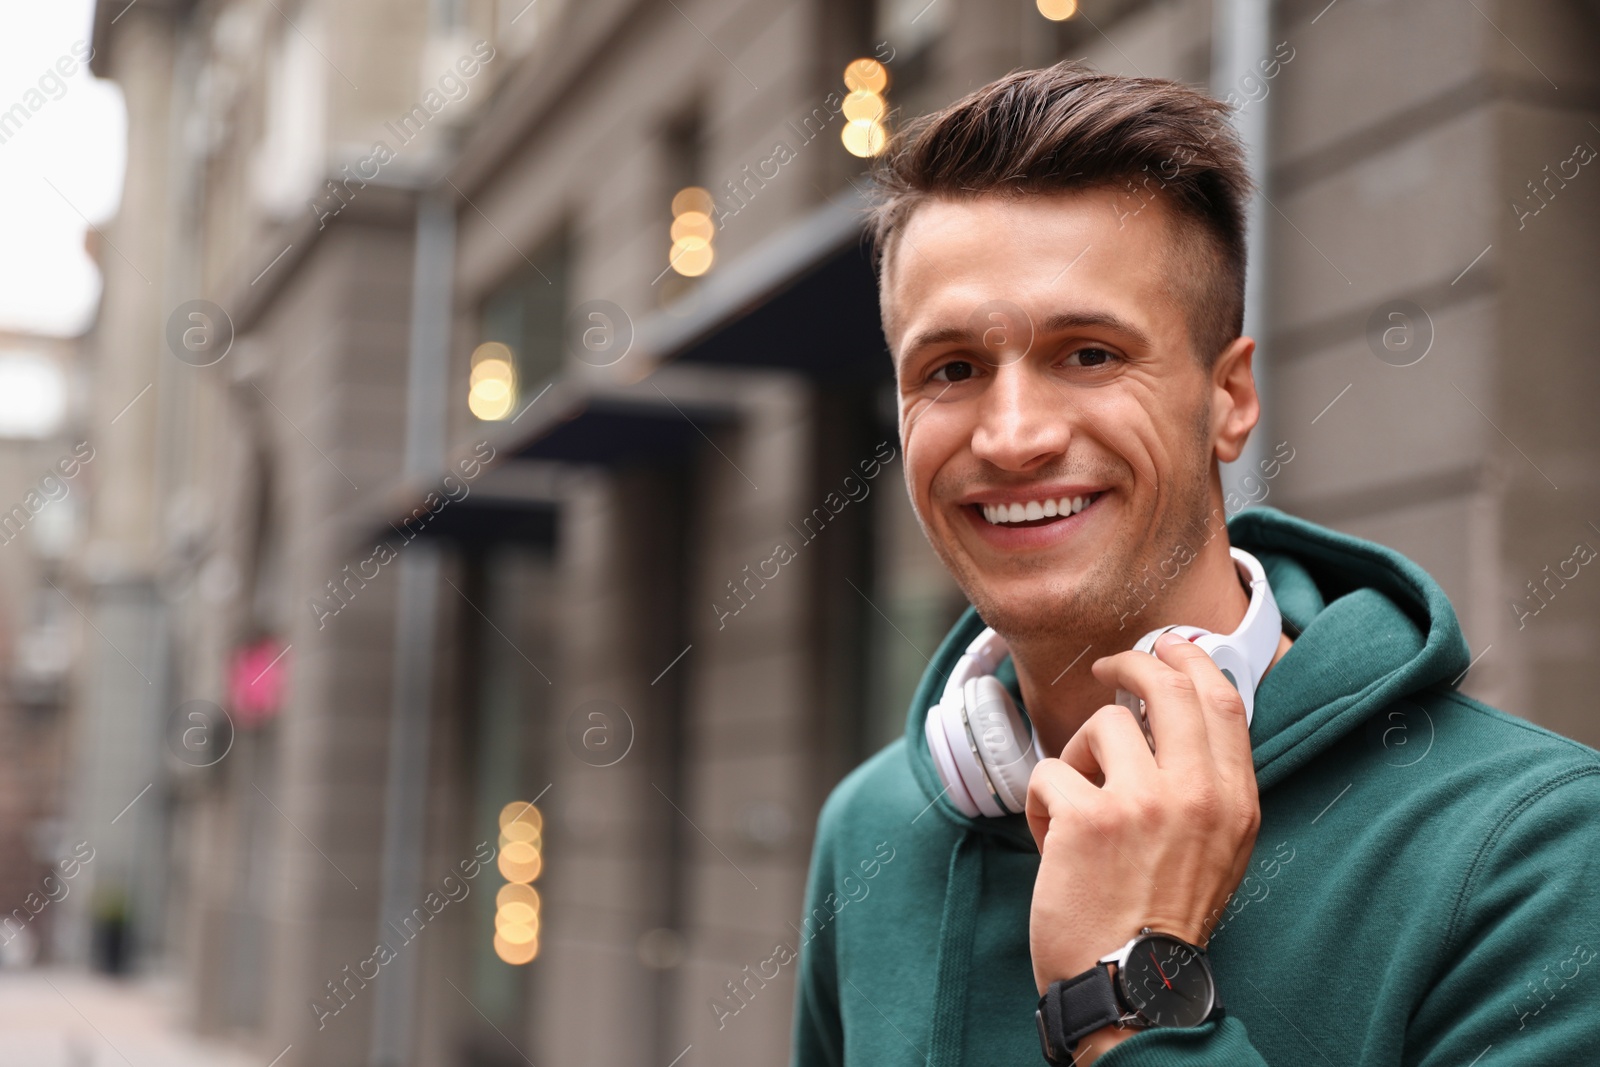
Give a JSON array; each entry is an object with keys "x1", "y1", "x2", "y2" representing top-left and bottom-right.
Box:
[
  {"x1": 1150, "y1": 632, "x2": 1255, "y2": 789},
  {"x1": 1090, "y1": 646, "x2": 1212, "y2": 773},
  {"x1": 1024, "y1": 757, "x2": 1100, "y2": 853},
  {"x1": 1059, "y1": 703, "x2": 1159, "y2": 788}
]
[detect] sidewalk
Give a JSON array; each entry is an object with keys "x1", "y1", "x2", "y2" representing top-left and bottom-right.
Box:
[{"x1": 0, "y1": 968, "x2": 269, "y2": 1067}]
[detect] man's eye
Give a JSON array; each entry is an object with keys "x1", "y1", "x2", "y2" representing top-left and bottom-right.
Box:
[
  {"x1": 930, "y1": 360, "x2": 976, "y2": 383},
  {"x1": 1066, "y1": 347, "x2": 1118, "y2": 368}
]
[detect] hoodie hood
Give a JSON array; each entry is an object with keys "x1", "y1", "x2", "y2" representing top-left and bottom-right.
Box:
[{"x1": 900, "y1": 506, "x2": 1473, "y2": 846}]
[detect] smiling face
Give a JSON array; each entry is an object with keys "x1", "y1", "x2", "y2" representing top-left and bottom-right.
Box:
[{"x1": 886, "y1": 188, "x2": 1257, "y2": 647}]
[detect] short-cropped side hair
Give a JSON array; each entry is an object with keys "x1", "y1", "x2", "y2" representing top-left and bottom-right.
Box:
[{"x1": 869, "y1": 61, "x2": 1253, "y2": 366}]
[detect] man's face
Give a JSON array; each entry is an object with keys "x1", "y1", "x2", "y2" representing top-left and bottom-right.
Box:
[{"x1": 886, "y1": 188, "x2": 1236, "y2": 645}]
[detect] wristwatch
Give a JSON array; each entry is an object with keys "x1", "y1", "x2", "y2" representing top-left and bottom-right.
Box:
[{"x1": 1035, "y1": 928, "x2": 1224, "y2": 1064}]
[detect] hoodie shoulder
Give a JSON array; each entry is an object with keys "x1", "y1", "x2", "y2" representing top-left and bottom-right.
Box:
[
  {"x1": 1432, "y1": 688, "x2": 1600, "y2": 769},
  {"x1": 816, "y1": 738, "x2": 929, "y2": 846}
]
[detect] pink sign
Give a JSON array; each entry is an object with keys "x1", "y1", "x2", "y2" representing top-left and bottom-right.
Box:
[{"x1": 229, "y1": 638, "x2": 287, "y2": 728}]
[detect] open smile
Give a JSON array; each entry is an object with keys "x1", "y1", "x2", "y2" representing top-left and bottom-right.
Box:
[
  {"x1": 957, "y1": 489, "x2": 1108, "y2": 549},
  {"x1": 977, "y1": 491, "x2": 1102, "y2": 527}
]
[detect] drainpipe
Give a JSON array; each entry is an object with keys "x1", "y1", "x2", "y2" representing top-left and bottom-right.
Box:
[
  {"x1": 368, "y1": 187, "x2": 454, "y2": 1067},
  {"x1": 1212, "y1": 0, "x2": 1273, "y2": 502}
]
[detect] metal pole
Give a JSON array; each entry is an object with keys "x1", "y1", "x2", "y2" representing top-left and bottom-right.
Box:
[
  {"x1": 1213, "y1": 0, "x2": 1274, "y2": 503},
  {"x1": 368, "y1": 187, "x2": 454, "y2": 1067}
]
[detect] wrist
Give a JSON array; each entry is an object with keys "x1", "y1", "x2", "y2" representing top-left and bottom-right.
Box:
[
  {"x1": 1074, "y1": 1023, "x2": 1137, "y2": 1064},
  {"x1": 1035, "y1": 929, "x2": 1222, "y2": 1064}
]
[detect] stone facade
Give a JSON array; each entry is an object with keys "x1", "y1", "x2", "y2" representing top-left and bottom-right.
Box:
[{"x1": 68, "y1": 1, "x2": 1600, "y2": 1065}]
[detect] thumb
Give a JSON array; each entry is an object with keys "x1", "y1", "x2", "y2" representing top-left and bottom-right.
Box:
[{"x1": 1025, "y1": 758, "x2": 1094, "y2": 854}]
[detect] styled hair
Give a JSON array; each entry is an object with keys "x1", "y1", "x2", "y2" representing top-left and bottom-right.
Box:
[{"x1": 868, "y1": 61, "x2": 1253, "y2": 365}]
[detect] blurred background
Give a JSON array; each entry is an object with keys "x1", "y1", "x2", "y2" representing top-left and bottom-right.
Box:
[{"x1": 0, "y1": 0, "x2": 1596, "y2": 1063}]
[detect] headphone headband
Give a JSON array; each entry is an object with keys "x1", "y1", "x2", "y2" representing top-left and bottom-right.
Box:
[{"x1": 924, "y1": 545, "x2": 1281, "y2": 818}]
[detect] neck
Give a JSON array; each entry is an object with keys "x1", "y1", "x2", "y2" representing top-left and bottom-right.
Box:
[{"x1": 1012, "y1": 533, "x2": 1284, "y2": 760}]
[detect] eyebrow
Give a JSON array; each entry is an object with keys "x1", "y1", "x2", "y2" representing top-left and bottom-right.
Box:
[{"x1": 899, "y1": 309, "x2": 1154, "y2": 363}]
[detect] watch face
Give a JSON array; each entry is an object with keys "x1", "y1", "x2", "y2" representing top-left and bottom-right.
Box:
[{"x1": 1116, "y1": 934, "x2": 1215, "y2": 1028}]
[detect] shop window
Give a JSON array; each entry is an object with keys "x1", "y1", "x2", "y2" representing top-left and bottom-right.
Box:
[{"x1": 471, "y1": 228, "x2": 569, "y2": 420}]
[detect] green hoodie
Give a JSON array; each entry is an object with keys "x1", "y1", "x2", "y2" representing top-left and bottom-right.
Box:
[{"x1": 791, "y1": 507, "x2": 1600, "y2": 1066}]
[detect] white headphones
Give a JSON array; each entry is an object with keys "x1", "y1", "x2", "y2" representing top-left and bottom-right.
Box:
[{"x1": 923, "y1": 547, "x2": 1282, "y2": 818}]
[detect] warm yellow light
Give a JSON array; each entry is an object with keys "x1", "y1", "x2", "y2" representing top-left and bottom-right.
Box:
[
  {"x1": 497, "y1": 882, "x2": 540, "y2": 909},
  {"x1": 497, "y1": 900, "x2": 539, "y2": 927},
  {"x1": 469, "y1": 379, "x2": 514, "y2": 420},
  {"x1": 497, "y1": 830, "x2": 544, "y2": 852},
  {"x1": 843, "y1": 58, "x2": 888, "y2": 94},
  {"x1": 842, "y1": 90, "x2": 885, "y2": 123},
  {"x1": 669, "y1": 238, "x2": 714, "y2": 277},
  {"x1": 470, "y1": 358, "x2": 515, "y2": 388},
  {"x1": 1037, "y1": 0, "x2": 1078, "y2": 18},
  {"x1": 494, "y1": 930, "x2": 539, "y2": 964},
  {"x1": 841, "y1": 119, "x2": 889, "y2": 158},
  {"x1": 498, "y1": 802, "x2": 543, "y2": 832},
  {"x1": 471, "y1": 340, "x2": 514, "y2": 366},
  {"x1": 498, "y1": 840, "x2": 544, "y2": 883},
  {"x1": 495, "y1": 916, "x2": 540, "y2": 944},
  {"x1": 671, "y1": 186, "x2": 714, "y2": 217},
  {"x1": 670, "y1": 210, "x2": 715, "y2": 243}
]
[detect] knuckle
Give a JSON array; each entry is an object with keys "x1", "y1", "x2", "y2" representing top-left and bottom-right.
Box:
[
  {"x1": 1207, "y1": 684, "x2": 1247, "y2": 718},
  {"x1": 1028, "y1": 758, "x2": 1061, "y2": 792},
  {"x1": 1094, "y1": 797, "x2": 1131, "y2": 833},
  {"x1": 1161, "y1": 673, "x2": 1199, "y2": 700},
  {"x1": 1180, "y1": 785, "x2": 1222, "y2": 825},
  {"x1": 1240, "y1": 802, "x2": 1263, "y2": 838},
  {"x1": 1091, "y1": 704, "x2": 1124, "y2": 729},
  {"x1": 1130, "y1": 791, "x2": 1165, "y2": 828}
]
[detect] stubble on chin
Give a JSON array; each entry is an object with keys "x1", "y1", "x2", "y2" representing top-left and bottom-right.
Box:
[{"x1": 931, "y1": 438, "x2": 1215, "y2": 658}]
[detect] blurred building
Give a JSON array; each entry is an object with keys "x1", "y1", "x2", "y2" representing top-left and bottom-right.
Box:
[
  {"x1": 0, "y1": 328, "x2": 85, "y2": 969},
  {"x1": 63, "y1": 0, "x2": 1600, "y2": 1065}
]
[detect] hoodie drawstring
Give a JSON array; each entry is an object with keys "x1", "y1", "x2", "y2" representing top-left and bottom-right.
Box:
[{"x1": 927, "y1": 832, "x2": 984, "y2": 1066}]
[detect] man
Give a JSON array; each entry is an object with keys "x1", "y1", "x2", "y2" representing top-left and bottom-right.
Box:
[{"x1": 791, "y1": 62, "x2": 1600, "y2": 1066}]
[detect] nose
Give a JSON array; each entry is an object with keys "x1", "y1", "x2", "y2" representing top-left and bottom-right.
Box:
[{"x1": 969, "y1": 361, "x2": 1071, "y2": 472}]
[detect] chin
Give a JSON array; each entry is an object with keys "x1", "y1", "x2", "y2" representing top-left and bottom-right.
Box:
[{"x1": 955, "y1": 567, "x2": 1110, "y2": 645}]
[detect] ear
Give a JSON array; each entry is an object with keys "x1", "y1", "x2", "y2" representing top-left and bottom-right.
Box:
[{"x1": 1210, "y1": 335, "x2": 1260, "y2": 464}]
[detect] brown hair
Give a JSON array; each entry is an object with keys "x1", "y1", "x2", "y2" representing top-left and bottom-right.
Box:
[{"x1": 868, "y1": 61, "x2": 1253, "y2": 365}]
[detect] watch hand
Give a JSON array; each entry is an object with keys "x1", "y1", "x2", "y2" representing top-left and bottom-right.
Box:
[{"x1": 1150, "y1": 950, "x2": 1172, "y2": 990}]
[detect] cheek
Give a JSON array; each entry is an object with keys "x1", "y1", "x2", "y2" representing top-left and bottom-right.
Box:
[
  {"x1": 1104, "y1": 381, "x2": 1195, "y2": 489},
  {"x1": 1078, "y1": 392, "x2": 1158, "y2": 486},
  {"x1": 900, "y1": 403, "x2": 965, "y2": 506}
]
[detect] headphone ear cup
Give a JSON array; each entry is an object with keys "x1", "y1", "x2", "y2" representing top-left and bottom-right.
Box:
[
  {"x1": 965, "y1": 676, "x2": 1038, "y2": 815},
  {"x1": 1190, "y1": 635, "x2": 1255, "y2": 725},
  {"x1": 925, "y1": 697, "x2": 982, "y2": 818}
]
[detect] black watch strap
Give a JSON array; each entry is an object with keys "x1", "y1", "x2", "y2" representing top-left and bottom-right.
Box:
[{"x1": 1035, "y1": 966, "x2": 1122, "y2": 1065}]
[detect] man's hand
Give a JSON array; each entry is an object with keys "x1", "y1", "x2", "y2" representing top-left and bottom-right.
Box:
[{"x1": 1026, "y1": 632, "x2": 1261, "y2": 1056}]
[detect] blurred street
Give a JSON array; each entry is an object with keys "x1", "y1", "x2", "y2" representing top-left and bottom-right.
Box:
[
  {"x1": 2, "y1": 0, "x2": 1597, "y2": 1064},
  {"x1": 0, "y1": 969, "x2": 262, "y2": 1067}
]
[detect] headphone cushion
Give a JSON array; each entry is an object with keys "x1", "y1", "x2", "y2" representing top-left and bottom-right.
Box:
[{"x1": 964, "y1": 676, "x2": 1038, "y2": 815}]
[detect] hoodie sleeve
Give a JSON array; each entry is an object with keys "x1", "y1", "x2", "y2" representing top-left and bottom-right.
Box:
[
  {"x1": 792, "y1": 810, "x2": 844, "y2": 1067},
  {"x1": 1094, "y1": 766, "x2": 1600, "y2": 1067},
  {"x1": 1404, "y1": 766, "x2": 1600, "y2": 1065},
  {"x1": 1089, "y1": 1017, "x2": 1271, "y2": 1066}
]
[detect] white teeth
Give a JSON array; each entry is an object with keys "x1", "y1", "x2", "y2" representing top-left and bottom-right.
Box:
[{"x1": 981, "y1": 493, "x2": 1098, "y2": 524}]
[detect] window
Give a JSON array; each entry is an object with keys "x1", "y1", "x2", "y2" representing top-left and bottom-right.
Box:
[{"x1": 472, "y1": 227, "x2": 569, "y2": 420}]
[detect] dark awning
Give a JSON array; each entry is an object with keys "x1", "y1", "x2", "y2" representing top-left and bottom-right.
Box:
[
  {"x1": 357, "y1": 184, "x2": 883, "y2": 552},
  {"x1": 508, "y1": 393, "x2": 735, "y2": 463},
  {"x1": 639, "y1": 186, "x2": 889, "y2": 382}
]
